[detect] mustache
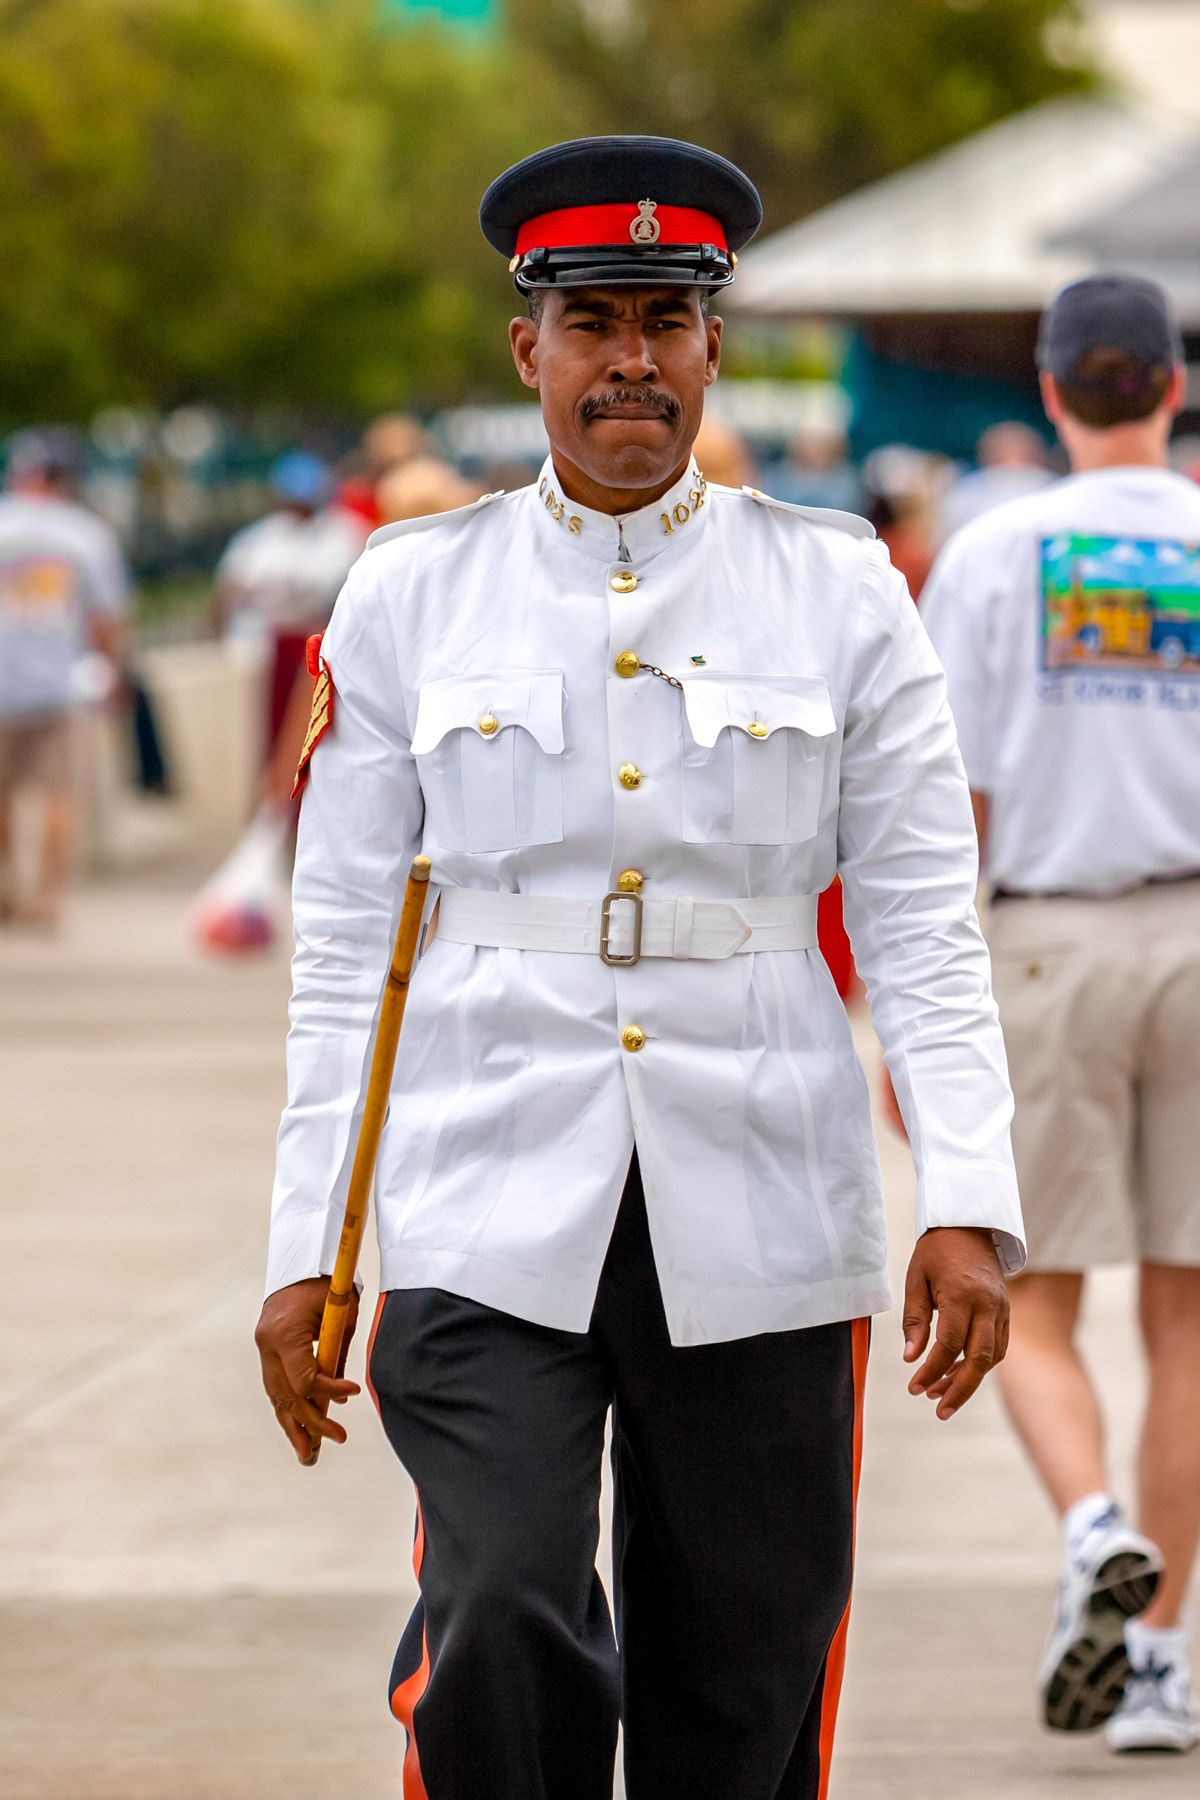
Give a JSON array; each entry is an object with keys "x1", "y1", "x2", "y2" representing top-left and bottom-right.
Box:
[{"x1": 579, "y1": 385, "x2": 681, "y2": 423}]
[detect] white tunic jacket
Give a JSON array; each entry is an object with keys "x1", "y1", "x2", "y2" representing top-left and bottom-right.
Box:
[{"x1": 267, "y1": 458, "x2": 1024, "y2": 1346}]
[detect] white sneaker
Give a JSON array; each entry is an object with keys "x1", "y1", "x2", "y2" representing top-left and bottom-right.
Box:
[
  {"x1": 1039, "y1": 1504, "x2": 1163, "y2": 1732},
  {"x1": 1107, "y1": 1633, "x2": 1199, "y2": 1754}
]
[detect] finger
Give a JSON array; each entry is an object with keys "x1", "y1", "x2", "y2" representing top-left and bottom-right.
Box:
[
  {"x1": 277, "y1": 1406, "x2": 318, "y2": 1462},
  {"x1": 272, "y1": 1389, "x2": 349, "y2": 1447},
  {"x1": 902, "y1": 1267, "x2": 933, "y2": 1364},
  {"x1": 277, "y1": 1337, "x2": 321, "y2": 1406},
  {"x1": 994, "y1": 1297, "x2": 1011, "y2": 1367},
  {"x1": 261, "y1": 1375, "x2": 320, "y2": 1461},
  {"x1": 908, "y1": 1303, "x2": 969, "y2": 1394},
  {"x1": 935, "y1": 1312, "x2": 997, "y2": 1420},
  {"x1": 311, "y1": 1373, "x2": 361, "y2": 1406},
  {"x1": 258, "y1": 1344, "x2": 291, "y2": 1404},
  {"x1": 335, "y1": 1292, "x2": 361, "y2": 1379}
]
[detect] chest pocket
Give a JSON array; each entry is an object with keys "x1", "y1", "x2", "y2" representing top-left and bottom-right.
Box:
[
  {"x1": 679, "y1": 675, "x2": 836, "y2": 846},
  {"x1": 411, "y1": 671, "x2": 565, "y2": 853}
]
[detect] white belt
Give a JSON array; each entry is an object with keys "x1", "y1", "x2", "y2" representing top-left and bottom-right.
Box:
[{"x1": 435, "y1": 887, "x2": 819, "y2": 965}]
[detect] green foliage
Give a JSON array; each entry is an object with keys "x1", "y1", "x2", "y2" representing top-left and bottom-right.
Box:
[
  {"x1": 0, "y1": 0, "x2": 1095, "y2": 419},
  {"x1": 507, "y1": 0, "x2": 1097, "y2": 229},
  {"x1": 0, "y1": 0, "x2": 576, "y2": 418}
]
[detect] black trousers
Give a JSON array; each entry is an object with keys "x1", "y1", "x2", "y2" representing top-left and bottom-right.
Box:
[{"x1": 368, "y1": 1158, "x2": 868, "y2": 1800}]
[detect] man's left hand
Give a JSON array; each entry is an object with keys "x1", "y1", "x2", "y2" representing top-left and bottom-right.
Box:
[{"x1": 902, "y1": 1228, "x2": 1009, "y2": 1420}]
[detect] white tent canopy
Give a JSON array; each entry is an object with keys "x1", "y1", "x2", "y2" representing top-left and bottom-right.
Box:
[{"x1": 734, "y1": 98, "x2": 1200, "y2": 323}]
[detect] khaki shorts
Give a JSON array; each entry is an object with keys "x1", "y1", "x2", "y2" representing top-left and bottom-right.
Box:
[
  {"x1": 986, "y1": 881, "x2": 1200, "y2": 1271},
  {"x1": 0, "y1": 713, "x2": 73, "y2": 798}
]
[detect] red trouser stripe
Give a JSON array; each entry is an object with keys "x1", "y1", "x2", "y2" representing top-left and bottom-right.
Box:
[
  {"x1": 364, "y1": 1291, "x2": 386, "y2": 1417},
  {"x1": 370, "y1": 1296, "x2": 432, "y2": 1800},
  {"x1": 390, "y1": 1498, "x2": 432, "y2": 1800},
  {"x1": 817, "y1": 1316, "x2": 870, "y2": 1800}
]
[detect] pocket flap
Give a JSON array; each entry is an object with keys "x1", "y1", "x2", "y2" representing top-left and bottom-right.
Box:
[
  {"x1": 681, "y1": 674, "x2": 836, "y2": 748},
  {"x1": 411, "y1": 671, "x2": 565, "y2": 755}
]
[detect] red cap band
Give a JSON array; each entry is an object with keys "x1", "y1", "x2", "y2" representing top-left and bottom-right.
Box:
[{"x1": 515, "y1": 203, "x2": 726, "y2": 256}]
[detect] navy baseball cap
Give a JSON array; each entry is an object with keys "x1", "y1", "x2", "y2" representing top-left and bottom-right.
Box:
[
  {"x1": 6, "y1": 426, "x2": 86, "y2": 480},
  {"x1": 1037, "y1": 274, "x2": 1183, "y2": 384},
  {"x1": 480, "y1": 135, "x2": 762, "y2": 293}
]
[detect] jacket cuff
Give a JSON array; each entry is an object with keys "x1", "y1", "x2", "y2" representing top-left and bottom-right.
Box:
[
  {"x1": 263, "y1": 1208, "x2": 358, "y2": 1301},
  {"x1": 916, "y1": 1159, "x2": 1027, "y2": 1276}
]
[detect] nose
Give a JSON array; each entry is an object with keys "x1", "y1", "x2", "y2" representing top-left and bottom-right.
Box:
[{"x1": 608, "y1": 326, "x2": 659, "y2": 385}]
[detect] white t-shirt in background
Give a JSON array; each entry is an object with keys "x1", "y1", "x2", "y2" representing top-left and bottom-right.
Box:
[
  {"x1": 922, "y1": 465, "x2": 1200, "y2": 895},
  {"x1": 0, "y1": 493, "x2": 130, "y2": 721},
  {"x1": 216, "y1": 507, "x2": 366, "y2": 634}
]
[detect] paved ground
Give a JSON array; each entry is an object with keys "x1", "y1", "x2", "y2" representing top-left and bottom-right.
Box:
[{"x1": 1, "y1": 869, "x2": 1194, "y2": 1798}]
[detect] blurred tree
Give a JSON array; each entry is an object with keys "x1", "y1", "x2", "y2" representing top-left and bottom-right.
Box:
[
  {"x1": 0, "y1": 0, "x2": 1095, "y2": 419},
  {"x1": 266, "y1": 12, "x2": 596, "y2": 410},
  {"x1": 0, "y1": 0, "x2": 578, "y2": 417},
  {"x1": 506, "y1": 0, "x2": 1097, "y2": 230}
]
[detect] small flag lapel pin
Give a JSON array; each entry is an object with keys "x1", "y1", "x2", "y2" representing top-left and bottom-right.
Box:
[{"x1": 690, "y1": 654, "x2": 707, "y2": 666}]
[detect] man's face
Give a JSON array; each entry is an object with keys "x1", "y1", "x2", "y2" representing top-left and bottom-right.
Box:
[{"x1": 509, "y1": 286, "x2": 722, "y2": 498}]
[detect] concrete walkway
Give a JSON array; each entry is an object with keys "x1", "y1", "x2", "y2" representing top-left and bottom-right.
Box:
[{"x1": 0, "y1": 873, "x2": 1193, "y2": 1798}]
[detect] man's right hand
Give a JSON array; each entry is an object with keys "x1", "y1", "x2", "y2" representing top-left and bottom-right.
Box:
[{"x1": 254, "y1": 1277, "x2": 361, "y2": 1465}]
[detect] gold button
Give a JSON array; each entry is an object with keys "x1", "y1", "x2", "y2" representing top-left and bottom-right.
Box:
[
  {"x1": 618, "y1": 763, "x2": 642, "y2": 790},
  {"x1": 1026, "y1": 961, "x2": 1042, "y2": 980},
  {"x1": 478, "y1": 713, "x2": 499, "y2": 736},
  {"x1": 615, "y1": 650, "x2": 640, "y2": 679},
  {"x1": 621, "y1": 1024, "x2": 646, "y2": 1053},
  {"x1": 610, "y1": 571, "x2": 639, "y2": 594},
  {"x1": 747, "y1": 720, "x2": 768, "y2": 738},
  {"x1": 616, "y1": 869, "x2": 644, "y2": 894}
]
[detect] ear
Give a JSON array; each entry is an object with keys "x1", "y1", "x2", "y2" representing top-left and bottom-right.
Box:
[
  {"x1": 703, "y1": 313, "x2": 723, "y2": 390},
  {"x1": 1038, "y1": 370, "x2": 1062, "y2": 426},
  {"x1": 1167, "y1": 363, "x2": 1187, "y2": 415},
  {"x1": 509, "y1": 316, "x2": 540, "y2": 391}
]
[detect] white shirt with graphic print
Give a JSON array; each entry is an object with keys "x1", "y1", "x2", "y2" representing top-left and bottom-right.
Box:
[{"x1": 921, "y1": 466, "x2": 1200, "y2": 895}]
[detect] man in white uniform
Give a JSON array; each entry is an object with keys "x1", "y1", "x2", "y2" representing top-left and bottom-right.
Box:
[
  {"x1": 255, "y1": 137, "x2": 1024, "y2": 1799},
  {"x1": 922, "y1": 275, "x2": 1200, "y2": 1754}
]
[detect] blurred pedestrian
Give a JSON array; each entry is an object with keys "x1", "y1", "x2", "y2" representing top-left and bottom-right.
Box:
[
  {"x1": 690, "y1": 413, "x2": 755, "y2": 487},
  {"x1": 191, "y1": 451, "x2": 367, "y2": 957},
  {"x1": 0, "y1": 428, "x2": 129, "y2": 928},
  {"x1": 375, "y1": 455, "x2": 476, "y2": 525},
  {"x1": 256, "y1": 457, "x2": 475, "y2": 829},
  {"x1": 212, "y1": 450, "x2": 367, "y2": 762},
  {"x1": 337, "y1": 413, "x2": 432, "y2": 530},
  {"x1": 862, "y1": 445, "x2": 940, "y2": 598},
  {"x1": 922, "y1": 275, "x2": 1200, "y2": 1754},
  {"x1": 936, "y1": 420, "x2": 1054, "y2": 544},
  {"x1": 763, "y1": 422, "x2": 864, "y2": 515},
  {"x1": 256, "y1": 134, "x2": 1022, "y2": 1800}
]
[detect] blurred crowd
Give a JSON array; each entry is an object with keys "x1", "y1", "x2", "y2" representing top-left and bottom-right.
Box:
[{"x1": 3, "y1": 396, "x2": 1200, "y2": 934}]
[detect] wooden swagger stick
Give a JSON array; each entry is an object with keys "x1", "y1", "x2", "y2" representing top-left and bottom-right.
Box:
[{"x1": 306, "y1": 854, "x2": 432, "y2": 1465}]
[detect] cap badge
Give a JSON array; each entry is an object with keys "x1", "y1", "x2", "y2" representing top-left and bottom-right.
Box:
[{"x1": 630, "y1": 199, "x2": 661, "y2": 245}]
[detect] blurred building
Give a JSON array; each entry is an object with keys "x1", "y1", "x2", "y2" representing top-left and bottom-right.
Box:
[{"x1": 734, "y1": 95, "x2": 1200, "y2": 461}]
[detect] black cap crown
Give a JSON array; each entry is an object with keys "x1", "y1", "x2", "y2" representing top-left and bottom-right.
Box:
[
  {"x1": 1037, "y1": 274, "x2": 1183, "y2": 382},
  {"x1": 480, "y1": 135, "x2": 762, "y2": 292}
]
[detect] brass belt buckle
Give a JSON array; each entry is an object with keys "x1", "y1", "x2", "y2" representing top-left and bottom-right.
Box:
[{"x1": 599, "y1": 891, "x2": 643, "y2": 966}]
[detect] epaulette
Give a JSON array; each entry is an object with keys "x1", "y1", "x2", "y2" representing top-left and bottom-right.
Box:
[
  {"x1": 741, "y1": 486, "x2": 876, "y2": 541},
  {"x1": 365, "y1": 488, "x2": 509, "y2": 552}
]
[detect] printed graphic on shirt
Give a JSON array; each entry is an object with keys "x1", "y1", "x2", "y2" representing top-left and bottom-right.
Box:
[
  {"x1": 1041, "y1": 534, "x2": 1200, "y2": 678},
  {"x1": 0, "y1": 554, "x2": 77, "y2": 624}
]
